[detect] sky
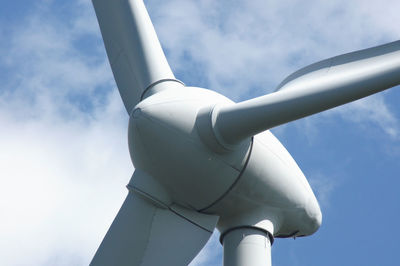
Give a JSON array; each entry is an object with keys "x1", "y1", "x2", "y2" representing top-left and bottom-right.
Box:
[{"x1": 0, "y1": 0, "x2": 399, "y2": 265}]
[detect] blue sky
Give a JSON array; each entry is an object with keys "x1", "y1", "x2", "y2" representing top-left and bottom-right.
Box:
[{"x1": 0, "y1": 0, "x2": 399, "y2": 265}]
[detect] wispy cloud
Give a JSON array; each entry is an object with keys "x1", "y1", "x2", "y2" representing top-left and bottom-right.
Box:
[
  {"x1": 308, "y1": 173, "x2": 338, "y2": 209},
  {"x1": 0, "y1": 1, "x2": 132, "y2": 265},
  {"x1": 150, "y1": 0, "x2": 400, "y2": 97},
  {"x1": 0, "y1": 0, "x2": 113, "y2": 118},
  {"x1": 326, "y1": 94, "x2": 400, "y2": 139}
]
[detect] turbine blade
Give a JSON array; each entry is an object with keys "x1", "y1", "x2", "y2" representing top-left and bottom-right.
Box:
[
  {"x1": 92, "y1": 0, "x2": 179, "y2": 114},
  {"x1": 214, "y1": 41, "x2": 400, "y2": 145},
  {"x1": 90, "y1": 180, "x2": 218, "y2": 266}
]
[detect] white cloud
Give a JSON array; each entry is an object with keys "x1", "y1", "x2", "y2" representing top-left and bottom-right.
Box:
[
  {"x1": 325, "y1": 93, "x2": 400, "y2": 139},
  {"x1": 0, "y1": 1, "x2": 132, "y2": 265},
  {"x1": 149, "y1": 0, "x2": 400, "y2": 97},
  {"x1": 308, "y1": 173, "x2": 338, "y2": 209},
  {"x1": 0, "y1": 92, "x2": 132, "y2": 265}
]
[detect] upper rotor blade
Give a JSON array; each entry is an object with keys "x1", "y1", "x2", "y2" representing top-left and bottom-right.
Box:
[
  {"x1": 214, "y1": 41, "x2": 400, "y2": 146},
  {"x1": 90, "y1": 170, "x2": 219, "y2": 266},
  {"x1": 92, "y1": 0, "x2": 178, "y2": 114}
]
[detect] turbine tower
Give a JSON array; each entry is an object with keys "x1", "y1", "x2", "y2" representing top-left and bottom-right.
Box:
[{"x1": 90, "y1": 0, "x2": 400, "y2": 265}]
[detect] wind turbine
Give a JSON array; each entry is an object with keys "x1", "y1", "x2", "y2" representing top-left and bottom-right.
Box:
[{"x1": 89, "y1": 0, "x2": 400, "y2": 265}]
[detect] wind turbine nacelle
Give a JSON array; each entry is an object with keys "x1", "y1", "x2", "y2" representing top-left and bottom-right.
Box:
[{"x1": 128, "y1": 82, "x2": 321, "y2": 238}]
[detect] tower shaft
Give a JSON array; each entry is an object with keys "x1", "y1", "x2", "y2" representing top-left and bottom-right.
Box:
[{"x1": 223, "y1": 227, "x2": 272, "y2": 266}]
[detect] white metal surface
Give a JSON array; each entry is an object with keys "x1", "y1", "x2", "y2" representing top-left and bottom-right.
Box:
[
  {"x1": 92, "y1": 0, "x2": 178, "y2": 114},
  {"x1": 90, "y1": 170, "x2": 218, "y2": 266},
  {"x1": 214, "y1": 41, "x2": 400, "y2": 146},
  {"x1": 208, "y1": 131, "x2": 321, "y2": 238},
  {"x1": 90, "y1": 0, "x2": 400, "y2": 265},
  {"x1": 129, "y1": 84, "x2": 251, "y2": 210},
  {"x1": 128, "y1": 82, "x2": 322, "y2": 238},
  {"x1": 223, "y1": 228, "x2": 271, "y2": 266}
]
